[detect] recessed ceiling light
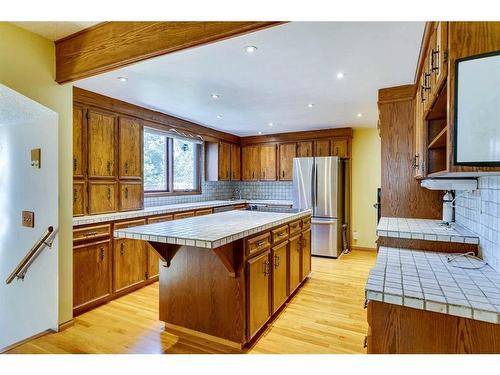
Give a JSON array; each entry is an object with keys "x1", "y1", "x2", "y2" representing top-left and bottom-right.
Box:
[
  {"x1": 336, "y1": 72, "x2": 345, "y2": 79},
  {"x1": 117, "y1": 76, "x2": 128, "y2": 82},
  {"x1": 258, "y1": 131, "x2": 262, "y2": 135},
  {"x1": 217, "y1": 114, "x2": 223, "y2": 119},
  {"x1": 245, "y1": 46, "x2": 258, "y2": 53},
  {"x1": 357, "y1": 113, "x2": 363, "y2": 118},
  {"x1": 268, "y1": 122, "x2": 274, "y2": 127},
  {"x1": 308, "y1": 103, "x2": 315, "y2": 108},
  {"x1": 211, "y1": 94, "x2": 220, "y2": 99}
]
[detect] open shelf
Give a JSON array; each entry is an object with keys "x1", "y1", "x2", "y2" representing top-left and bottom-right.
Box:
[
  {"x1": 428, "y1": 127, "x2": 447, "y2": 149},
  {"x1": 425, "y1": 82, "x2": 448, "y2": 176}
]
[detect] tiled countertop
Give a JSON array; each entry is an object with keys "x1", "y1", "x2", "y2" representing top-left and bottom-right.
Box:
[
  {"x1": 366, "y1": 247, "x2": 500, "y2": 324},
  {"x1": 377, "y1": 217, "x2": 479, "y2": 244},
  {"x1": 73, "y1": 199, "x2": 293, "y2": 226},
  {"x1": 114, "y1": 209, "x2": 311, "y2": 249}
]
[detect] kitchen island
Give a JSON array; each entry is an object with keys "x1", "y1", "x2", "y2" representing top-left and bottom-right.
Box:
[{"x1": 114, "y1": 209, "x2": 312, "y2": 349}]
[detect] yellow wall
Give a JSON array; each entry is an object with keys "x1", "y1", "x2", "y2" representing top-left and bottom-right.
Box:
[
  {"x1": 0, "y1": 23, "x2": 73, "y2": 324},
  {"x1": 351, "y1": 128, "x2": 381, "y2": 250}
]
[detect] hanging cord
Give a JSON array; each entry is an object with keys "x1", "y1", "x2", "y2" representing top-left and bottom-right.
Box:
[{"x1": 446, "y1": 251, "x2": 487, "y2": 270}]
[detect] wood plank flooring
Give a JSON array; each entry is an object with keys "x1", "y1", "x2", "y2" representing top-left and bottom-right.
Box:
[{"x1": 8, "y1": 250, "x2": 376, "y2": 354}]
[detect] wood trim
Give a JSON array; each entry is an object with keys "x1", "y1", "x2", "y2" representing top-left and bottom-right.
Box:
[
  {"x1": 350, "y1": 246, "x2": 376, "y2": 252},
  {"x1": 241, "y1": 127, "x2": 353, "y2": 145},
  {"x1": 164, "y1": 322, "x2": 244, "y2": 350},
  {"x1": 56, "y1": 21, "x2": 284, "y2": 83},
  {"x1": 58, "y1": 319, "x2": 75, "y2": 332},
  {"x1": 0, "y1": 329, "x2": 53, "y2": 354},
  {"x1": 74, "y1": 87, "x2": 240, "y2": 144},
  {"x1": 378, "y1": 84, "x2": 416, "y2": 104},
  {"x1": 414, "y1": 22, "x2": 437, "y2": 83}
]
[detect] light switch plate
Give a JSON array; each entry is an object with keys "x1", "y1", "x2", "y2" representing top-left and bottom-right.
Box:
[
  {"x1": 31, "y1": 148, "x2": 41, "y2": 168},
  {"x1": 22, "y1": 211, "x2": 35, "y2": 228}
]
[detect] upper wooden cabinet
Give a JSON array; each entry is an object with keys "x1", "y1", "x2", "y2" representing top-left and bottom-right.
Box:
[
  {"x1": 230, "y1": 144, "x2": 241, "y2": 181},
  {"x1": 219, "y1": 142, "x2": 231, "y2": 181},
  {"x1": 205, "y1": 141, "x2": 233, "y2": 181},
  {"x1": 278, "y1": 143, "x2": 296, "y2": 181},
  {"x1": 73, "y1": 180, "x2": 86, "y2": 217},
  {"x1": 87, "y1": 109, "x2": 116, "y2": 179},
  {"x1": 88, "y1": 181, "x2": 117, "y2": 215},
  {"x1": 119, "y1": 181, "x2": 143, "y2": 212},
  {"x1": 118, "y1": 117, "x2": 142, "y2": 179},
  {"x1": 314, "y1": 139, "x2": 330, "y2": 157},
  {"x1": 242, "y1": 145, "x2": 260, "y2": 181},
  {"x1": 297, "y1": 141, "x2": 313, "y2": 157},
  {"x1": 259, "y1": 145, "x2": 277, "y2": 181},
  {"x1": 73, "y1": 105, "x2": 85, "y2": 178},
  {"x1": 331, "y1": 138, "x2": 349, "y2": 158}
]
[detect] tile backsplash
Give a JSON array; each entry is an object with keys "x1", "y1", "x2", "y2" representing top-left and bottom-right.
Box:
[
  {"x1": 238, "y1": 181, "x2": 293, "y2": 200},
  {"x1": 455, "y1": 176, "x2": 500, "y2": 272}
]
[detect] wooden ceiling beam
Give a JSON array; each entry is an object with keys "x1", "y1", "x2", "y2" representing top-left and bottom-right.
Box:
[{"x1": 55, "y1": 21, "x2": 284, "y2": 84}]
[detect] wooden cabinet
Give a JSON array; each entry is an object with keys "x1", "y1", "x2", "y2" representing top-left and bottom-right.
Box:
[
  {"x1": 430, "y1": 22, "x2": 448, "y2": 101},
  {"x1": 259, "y1": 144, "x2": 277, "y2": 180},
  {"x1": 247, "y1": 250, "x2": 271, "y2": 339},
  {"x1": 73, "y1": 240, "x2": 111, "y2": 311},
  {"x1": 314, "y1": 139, "x2": 330, "y2": 156},
  {"x1": 278, "y1": 143, "x2": 296, "y2": 180},
  {"x1": 118, "y1": 117, "x2": 142, "y2": 179},
  {"x1": 331, "y1": 138, "x2": 348, "y2": 158},
  {"x1": 230, "y1": 144, "x2": 241, "y2": 181},
  {"x1": 301, "y1": 228, "x2": 311, "y2": 281},
  {"x1": 73, "y1": 105, "x2": 85, "y2": 178},
  {"x1": 73, "y1": 181, "x2": 86, "y2": 217},
  {"x1": 174, "y1": 211, "x2": 195, "y2": 220},
  {"x1": 119, "y1": 181, "x2": 143, "y2": 211},
  {"x1": 242, "y1": 145, "x2": 260, "y2": 181},
  {"x1": 205, "y1": 141, "x2": 231, "y2": 181},
  {"x1": 289, "y1": 234, "x2": 301, "y2": 293},
  {"x1": 147, "y1": 215, "x2": 173, "y2": 279},
  {"x1": 88, "y1": 181, "x2": 117, "y2": 214},
  {"x1": 218, "y1": 142, "x2": 231, "y2": 181},
  {"x1": 271, "y1": 240, "x2": 288, "y2": 314},
  {"x1": 195, "y1": 208, "x2": 213, "y2": 216},
  {"x1": 297, "y1": 141, "x2": 313, "y2": 157},
  {"x1": 87, "y1": 109, "x2": 116, "y2": 179}
]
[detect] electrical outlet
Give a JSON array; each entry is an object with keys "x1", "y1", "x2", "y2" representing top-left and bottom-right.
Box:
[
  {"x1": 352, "y1": 230, "x2": 359, "y2": 240},
  {"x1": 22, "y1": 211, "x2": 35, "y2": 228}
]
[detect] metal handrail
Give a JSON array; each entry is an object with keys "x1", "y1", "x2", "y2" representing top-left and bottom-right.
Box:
[{"x1": 6, "y1": 226, "x2": 54, "y2": 284}]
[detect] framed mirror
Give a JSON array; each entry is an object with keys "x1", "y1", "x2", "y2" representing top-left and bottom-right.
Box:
[{"x1": 454, "y1": 50, "x2": 500, "y2": 166}]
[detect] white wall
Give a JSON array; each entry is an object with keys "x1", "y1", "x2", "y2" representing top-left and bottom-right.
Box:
[{"x1": 0, "y1": 84, "x2": 59, "y2": 351}]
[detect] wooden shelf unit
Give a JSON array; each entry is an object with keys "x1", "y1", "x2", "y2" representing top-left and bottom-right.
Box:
[{"x1": 425, "y1": 83, "x2": 448, "y2": 176}]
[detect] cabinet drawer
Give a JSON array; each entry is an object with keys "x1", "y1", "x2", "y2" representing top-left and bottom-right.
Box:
[
  {"x1": 233, "y1": 204, "x2": 247, "y2": 210},
  {"x1": 147, "y1": 214, "x2": 173, "y2": 224},
  {"x1": 246, "y1": 232, "x2": 271, "y2": 257},
  {"x1": 74, "y1": 224, "x2": 111, "y2": 243},
  {"x1": 272, "y1": 225, "x2": 289, "y2": 244},
  {"x1": 289, "y1": 220, "x2": 302, "y2": 236},
  {"x1": 88, "y1": 181, "x2": 117, "y2": 215},
  {"x1": 119, "y1": 182, "x2": 143, "y2": 212},
  {"x1": 302, "y1": 217, "x2": 311, "y2": 229},
  {"x1": 195, "y1": 208, "x2": 213, "y2": 216},
  {"x1": 115, "y1": 219, "x2": 146, "y2": 230},
  {"x1": 174, "y1": 211, "x2": 195, "y2": 220}
]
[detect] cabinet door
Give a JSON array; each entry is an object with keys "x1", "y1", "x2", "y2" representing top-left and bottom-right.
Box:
[
  {"x1": 297, "y1": 141, "x2": 313, "y2": 157},
  {"x1": 301, "y1": 228, "x2": 311, "y2": 281},
  {"x1": 242, "y1": 146, "x2": 260, "y2": 181},
  {"x1": 331, "y1": 138, "x2": 348, "y2": 158},
  {"x1": 247, "y1": 250, "x2": 271, "y2": 339},
  {"x1": 272, "y1": 241, "x2": 289, "y2": 314},
  {"x1": 174, "y1": 211, "x2": 195, "y2": 220},
  {"x1": 314, "y1": 139, "x2": 330, "y2": 156},
  {"x1": 113, "y1": 238, "x2": 147, "y2": 292},
  {"x1": 88, "y1": 110, "x2": 116, "y2": 178},
  {"x1": 73, "y1": 240, "x2": 111, "y2": 309},
  {"x1": 279, "y1": 143, "x2": 296, "y2": 181},
  {"x1": 73, "y1": 105, "x2": 85, "y2": 178},
  {"x1": 119, "y1": 181, "x2": 143, "y2": 211},
  {"x1": 218, "y1": 142, "x2": 231, "y2": 181},
  {"x1": 230, "y1": 144, "x2": 241, "y2": 181},
  {"x1": 432, "y1": 22, "x2": 448, "y2": 95},
  {"x1": 414, "y1": 79, "x2": 426, "y2": 178},
  {"x1": 118, "y1": 117, "x2": 142, "y2": 179},
  {"x1": 88, "y1": 181, "x2": 117, "y2": 214},
  {"x1": 147, "y1": 215, "x2": 173, "y2": 279},
  {"x1": 289, "y1": 235, "x2": 301, "y2": 293},
  {"x1": 259, "y1": 144, "x2": 277, "y2": 180},
  {"x1": 73, "y1": 180, "x2": 86, "y2": 217}
]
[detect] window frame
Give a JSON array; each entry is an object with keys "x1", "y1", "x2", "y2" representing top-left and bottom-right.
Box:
[{"x1": 143, "y1": 127, "x2": 202, "y2": 197}]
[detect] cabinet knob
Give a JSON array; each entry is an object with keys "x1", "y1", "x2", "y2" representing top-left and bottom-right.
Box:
[
  {"x1": 124, "y1": 187, "x2": 129, "y2": 199},
  {"x1": 107, "y1": 187, "x2": 112, "y2": 201},
  {"x1": 73, "y1": 158, "x2": 77, "y2": 172},
  {"x1": 107, "y1": 161, "x2": 112, "y2": 174},
  {"x1": 99, "y1": 247, "x2": 105, "y2": 261},
  {"x1": 124, "y1": 161, "x2": 129, "y2": 174},
  {"x1": 73, "y1": 188, "x2": 77, "y2": 203}
]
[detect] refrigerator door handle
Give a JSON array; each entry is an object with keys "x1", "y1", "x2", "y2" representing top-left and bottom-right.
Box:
[{"x1": 314, "y1": 161, "x2": 318, "y2": 208}]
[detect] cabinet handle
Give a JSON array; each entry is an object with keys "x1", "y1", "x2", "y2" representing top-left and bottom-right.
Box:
[
  {"x1": 107, "y1": 161, "x2": 112, "y2": 174},
  {"x1": 120, "y1": 243, "x2": 124, "y2": 256},
  {"x1": 420, "y1": 86, "x2": 426, "y2": 102},
  {"x1": 256, "y1": 240, "x2": 266, "y2": 247},
  {"x1": 282, "y1": 170, "x2": 285, "y2": 178},
  {"x1": 73, "y1": 158, "x2": 77, "y2": 172},
  {"x1": 263, "y1": 170, "x2": 266, "y2": 179},
  {"x1": 107, "y1": 187, "x2": 112, "y2": 201},
  {"x1": 99, "y1": 247, "x2": 105, "y2": 262},
  {"x1": 363, "y1": 336, "x2": 368, "y2": 349},
  {"x1": 263, "y1": 259, "x2": 270, "y2": 276},
  {"x1": 84, "y1": 231, "x2": 98, "y2": 237},
  {"x1": 364, "y1": 299, "x2": 368, "y2": 309},
  {"x1": 423, "y1": 73, "x2": 431, "y2": 91},
  {"x1": 124, "y1": 161, "x2": 129, "y2": 174},
  {"x1": 252, "y1": 171, "x2": 255, "y2": 179},
  {"x1": 73, "y1": 188, "x2": 77, "y2": 203},
  {"x1": 431, "y1": 48, "x2": 440, "y2": 72},
  {"x1": 124, "y1": 187, "x2": 128, "y2": 199},
  {"x1": 274, "y1": 254, "x2": 280, "y2": 268},
  {"x1": 413, "y1": 154, "x2": 420, "y2": 170}
]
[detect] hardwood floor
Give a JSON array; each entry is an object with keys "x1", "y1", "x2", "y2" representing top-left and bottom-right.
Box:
[{"x1": 8, "y1": 250, "x2": 376, "y2": 354}]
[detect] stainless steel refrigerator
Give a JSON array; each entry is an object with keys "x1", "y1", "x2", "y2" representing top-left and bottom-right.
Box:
[{"x1": 292, "y1": 156, "x2": 345, "y2": 258}]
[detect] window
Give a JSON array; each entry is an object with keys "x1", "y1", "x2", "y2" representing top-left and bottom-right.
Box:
[{"x1": 143, "y1": 128, "x2": 201, "y2": 194}]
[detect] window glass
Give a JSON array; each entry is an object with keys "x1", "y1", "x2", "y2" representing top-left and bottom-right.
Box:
[
  {"x1": 173, "y1": 138, "x2": 197, "y2": 191},
  {"x1": 143, "y1": 130, "x2": 167, "y2": 191}
]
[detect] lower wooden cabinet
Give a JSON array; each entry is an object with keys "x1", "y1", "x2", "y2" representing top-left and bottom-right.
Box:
[
  {"x1": 88, "y1": 181, "x2": 117, "y2": 215},
  {"x1": 73, "y1": 239, "x2": 112, "y2": 311},
  {"x1": 272, "y1": 240, "x2": 289, "y2": 314},
  {"x1": 289, "y1": 234, "x2": 301, "y2": 293},
  {"x1": 301, "y1": 228, "x2": 312, "y2": 280},
  {"x1": 174, "y1": 211, "x2": 195, "y2": 220},
  {"x1": 247, "y1": 250, "x2": 271, "y2": 339},
  {"x1": 146, "y1": 215, "x2": 173, "y2": 279}
]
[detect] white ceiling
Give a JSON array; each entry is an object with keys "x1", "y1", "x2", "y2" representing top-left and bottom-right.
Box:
[
  {"x1": 11, "y1": 21, "x2": 99, "y2": 41},
  {"x1": 75, "y1": 22, "x2": 424, "y2": 136}
]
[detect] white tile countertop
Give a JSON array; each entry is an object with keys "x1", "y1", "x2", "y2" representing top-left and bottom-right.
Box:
[
  {"x1": 366, "y1": 247, "x2": 500, "y2": 324},
  {"x1": 377, "y1": 217, "x2": 479, "y2": 244},
  {"x1": 73, "y1": 199, "x2": 293, "y2": 226},
  {"x1": 114, "y1": 209, "x2": 311, "y2": 249}
]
